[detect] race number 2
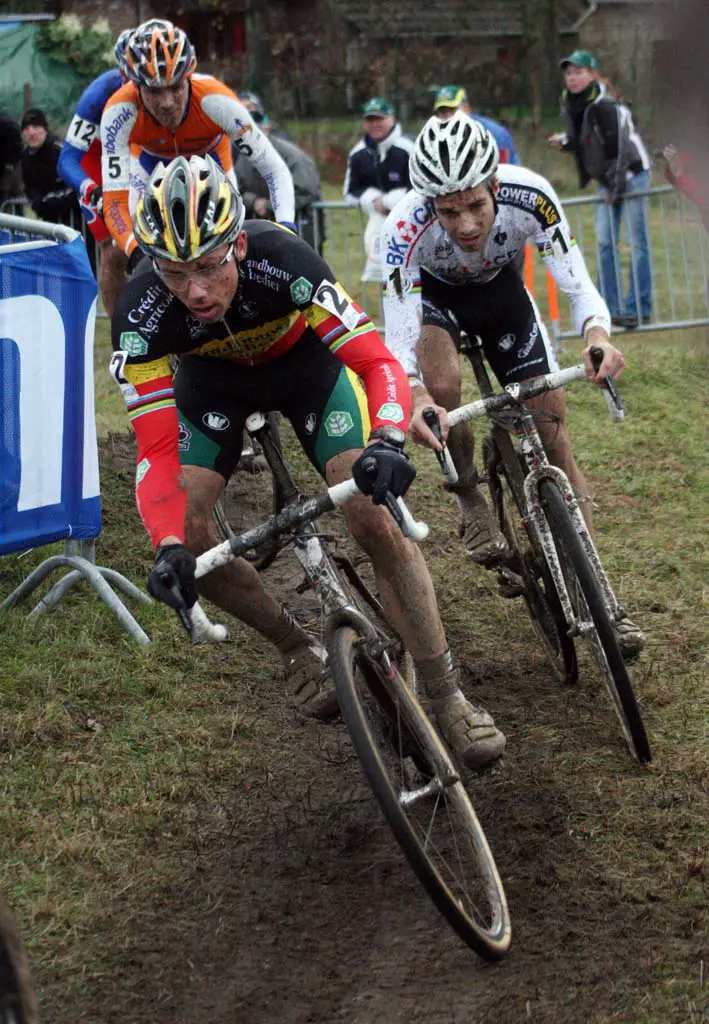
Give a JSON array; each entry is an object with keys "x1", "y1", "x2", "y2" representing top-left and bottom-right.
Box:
[{"x1": 313, "y1": 281, "x2": 361, "y2": 331}]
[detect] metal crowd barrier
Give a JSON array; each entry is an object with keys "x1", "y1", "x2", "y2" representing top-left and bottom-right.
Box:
[
  {"x1": 5, "y1": 185, "x2": 708, "y2": 337},
  {"x1": 311, "y1": 186, "x2": 709, "y2": 338}
]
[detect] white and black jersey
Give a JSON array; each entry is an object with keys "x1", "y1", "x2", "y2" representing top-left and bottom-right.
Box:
[{"x1": 381, "y1": 164, "x2": 610, "y2": 383}]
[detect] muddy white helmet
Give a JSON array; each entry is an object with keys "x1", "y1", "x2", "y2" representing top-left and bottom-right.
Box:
[{"x1": 409, "y1": 112, "x2": 499, "y2": 197}]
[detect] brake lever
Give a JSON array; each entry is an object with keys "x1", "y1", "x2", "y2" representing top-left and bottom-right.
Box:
[
  {"x1": 421, "y1": 406, "x2": 459, "y2": 483},
  {"x1": 589, "y1": 345, "x2": 624, "y2": 422},
  {"x1": 167, "y1": 581, "x2": 195, "y2": 636}
]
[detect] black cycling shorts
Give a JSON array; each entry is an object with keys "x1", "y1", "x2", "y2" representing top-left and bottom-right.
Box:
[
  {"x1": 420, "y1": 264, "x2": 558, "y2": 384},
  {"x1": 173, "y1": 330, "x2": 370, "y2": 481}
]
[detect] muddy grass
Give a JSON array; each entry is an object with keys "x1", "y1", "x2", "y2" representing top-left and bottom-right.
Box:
[
  {"x1": 49, "y1": 432, "x2": 702, "y2": 1024},
  {"x1": 2, "y1": 423, "x2": 706, "y2": 1024}
]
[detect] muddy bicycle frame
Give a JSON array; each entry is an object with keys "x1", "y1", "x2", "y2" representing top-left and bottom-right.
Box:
[{"x1": 436, "y1": 359, "x2": 630, "y2": 642}]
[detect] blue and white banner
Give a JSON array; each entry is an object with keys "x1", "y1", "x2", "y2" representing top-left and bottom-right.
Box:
[{"x1": 0, "y1": 236, "x2": 101, "y2": 555}]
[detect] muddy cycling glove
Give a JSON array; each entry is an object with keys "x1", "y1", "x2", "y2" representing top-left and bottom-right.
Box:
[
  {"x1": 147, "y1": 544, "x2": 198, "y2": 610},
  {"x1": 352, "y1": 429, "x2": 416, "y2": 506}
]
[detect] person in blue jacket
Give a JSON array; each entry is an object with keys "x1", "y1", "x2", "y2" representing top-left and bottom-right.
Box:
[
  {"x1": 58, "y1": 28, "x2": 134, "y2": 314},
  {"x1": 433, "y1": 85, "x2": 519, "y2": 166},
  {"x1": 344, "y1": 97, "x2": 413, "y2": 282}
]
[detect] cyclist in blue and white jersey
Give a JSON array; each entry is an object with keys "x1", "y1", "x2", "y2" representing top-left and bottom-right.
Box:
[
  {"x1": 58, "y1": 29, "x2": 134, "y2": 314},
  {"x1": 381, "y1": 113, "x2": 645, "y2": 657}
]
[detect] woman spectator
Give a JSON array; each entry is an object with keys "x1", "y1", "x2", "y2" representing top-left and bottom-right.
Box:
[{"x1": 552, "y1": 50, "x2": 652, "y2": 329}]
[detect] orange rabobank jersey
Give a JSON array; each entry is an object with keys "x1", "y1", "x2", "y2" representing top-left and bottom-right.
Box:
[{"x1": 100, "y1": 74, "x2": 295, "y2": 255}]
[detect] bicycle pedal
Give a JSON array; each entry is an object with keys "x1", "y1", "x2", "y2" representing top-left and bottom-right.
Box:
[
  {"x1": 295, "y1": 577, "x2": 311, "y2": 595},
  {"x1": 496, "y1": 568, "x2": 525, "y2": 599}
]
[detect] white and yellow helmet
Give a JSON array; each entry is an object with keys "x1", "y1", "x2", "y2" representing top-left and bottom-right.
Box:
[
  {"x1": 409, "y1": 112, "x2": 499, "y2": 197},
  {"x1": 133, "y1": 155, "x2": 245, "y2": 262}
]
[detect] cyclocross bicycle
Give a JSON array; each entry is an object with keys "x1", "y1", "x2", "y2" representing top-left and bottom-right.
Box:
[
  {"x1": 173, "y1": 412, "x2": 512, "y2": 960},
  {"x1": 424, "y1": 344, "x2": 652, "y2": 765}
]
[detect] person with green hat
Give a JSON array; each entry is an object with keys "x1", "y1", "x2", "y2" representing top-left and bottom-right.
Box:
[
  {"x1": 433, "y1": 85, "x2": 519, "y2": 165},
  {"x1": 552, "y1": 50, "x2": 652, "y2": 329},
  {"x1": 344, "y1": 97, "x2": 413, "y2": 282}
]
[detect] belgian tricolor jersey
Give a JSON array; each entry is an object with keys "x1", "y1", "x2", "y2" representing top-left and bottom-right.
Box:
[{"x1": 110, "y1": 221, "x2": 411, "y2": 546}]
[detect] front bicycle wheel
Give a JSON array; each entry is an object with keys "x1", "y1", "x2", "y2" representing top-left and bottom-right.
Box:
[
  {"x1": 329, "y1": 623, "x2": 511, "y2": 960},
  {"x1": 485, "y1": 433, "x2": 577, "y2": 684},
  {"x1": 539, "y1": 481, "x2": 652, "y2": 764},
  {"x1": 0, "y1": 895, "x2": 39, "y2": 1024}
]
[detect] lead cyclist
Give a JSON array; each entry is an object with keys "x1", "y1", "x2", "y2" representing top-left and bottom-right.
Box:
[{"x1": 381, "y1": 112, "x2": 645, "y2": 659}]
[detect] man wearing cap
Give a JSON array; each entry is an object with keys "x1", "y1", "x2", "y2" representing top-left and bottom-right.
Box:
[
  {"x1": 433, "y1": 86, "x2": 519, "y2": 166},
  {"x1": 344, "y1": 98, "x2": 413, "y2": 282},
  {"x1": 20, "y1": 109, "x2": 81, "y2": 231},
  {"x1": 552, "y1": 50, "x2": 652, "y2": 329}
]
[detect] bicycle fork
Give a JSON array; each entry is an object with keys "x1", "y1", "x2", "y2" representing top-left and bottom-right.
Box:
[{"x1": 522, "y1": 464, "x2": 628, "y2": 638}]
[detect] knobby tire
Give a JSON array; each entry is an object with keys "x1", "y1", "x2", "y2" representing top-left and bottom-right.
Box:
[
  {"x1": 539, "y1": 481, "x2": 652, "y2": 764},
  {"x1": 329, "y1": 625, "x2": 511, "y2": 960},
  {"x1": 486, "y1": 431, "x2": 577, "y2": 684}
]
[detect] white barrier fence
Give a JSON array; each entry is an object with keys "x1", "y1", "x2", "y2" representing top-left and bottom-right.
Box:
[
  {"x1": 310, "y1": 186, "x2": 709, "y2": 338},
  {"x1": 3, "y1": 184, "x2": 707, "y2": 337}
]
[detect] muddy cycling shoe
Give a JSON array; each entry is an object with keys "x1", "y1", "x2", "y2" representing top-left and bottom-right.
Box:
[
  {"x1": 454, "y1": 485, "x2": 510, "y2": 566},
  {"x1": 237, "y1": 446, "x2": 269, "y2": 475},
  {"x1": 615, "y1": 617, "x2": 647, "y2": 662},
  {"x1": 284, "y1": 641, "x2": 340, "y2": 721},
  {"x1": 429, "y1": 691, "x2": 506, "y2": 770},
  {"x1": 495, "y1": 565, "x2": 526, "y2": 599}
]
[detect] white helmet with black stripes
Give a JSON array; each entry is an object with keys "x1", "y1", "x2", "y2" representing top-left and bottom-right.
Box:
[{"x1": 409, "y1": 112, "x2": 499, "y2": 197}]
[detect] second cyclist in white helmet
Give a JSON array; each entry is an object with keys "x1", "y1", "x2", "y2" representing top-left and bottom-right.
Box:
[{"x1": 382, "y1": 111, "x2": 645, "y2": 658}]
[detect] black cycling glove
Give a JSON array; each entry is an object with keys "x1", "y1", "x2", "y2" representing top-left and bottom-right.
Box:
[
  {"x1": 126, "y1": 246, "x2": 146, "y2": 277},
  {"x1": 147, "y1": 544, "x2": 198, "y2": 610},
  {"x1": 87, "y1": 185, "x2": 103, "y2": 217},
  {"x1": 352, "y1": 439, "x2": 416, "y2": 506}
]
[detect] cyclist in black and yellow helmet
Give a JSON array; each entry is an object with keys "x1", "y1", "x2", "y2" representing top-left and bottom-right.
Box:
[{"x1": 110, "y1": 153, "x2": 506, "y2": 770}]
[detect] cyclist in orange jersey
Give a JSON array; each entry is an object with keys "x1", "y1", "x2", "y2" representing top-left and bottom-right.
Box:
[{"x1": 99, "y1": 19, "x2": 295, "y2": 261}]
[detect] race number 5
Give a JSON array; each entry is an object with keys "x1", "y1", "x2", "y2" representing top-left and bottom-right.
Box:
[{"x1": 107, "y1": 156, "x2": 122, "y2": 179}]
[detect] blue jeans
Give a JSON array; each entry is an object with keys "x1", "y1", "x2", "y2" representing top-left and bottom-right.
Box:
[{"x1": 595, "y1": 170, "x2": 652, "y2": 320}]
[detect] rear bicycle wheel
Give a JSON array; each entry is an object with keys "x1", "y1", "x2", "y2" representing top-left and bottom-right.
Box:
[
  {"x1": 485, "y1": 433, "x2": 577, "y2": 684},
  {"x1": 328, "y1": 623, "x2": 511, "y2": 960},
  {"x1": 0, "y1": 895, "x2": 39, "y2": 1024},
  {"x1": 539, "y1": 481, "x2": 652, "y2": 764}
]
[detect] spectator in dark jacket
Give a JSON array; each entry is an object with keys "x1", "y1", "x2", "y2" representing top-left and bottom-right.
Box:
[
  {"x1": 234, "y1": 93, "x2": 323, "y2": 252},
  {"x1": 344, "y1": 98, "x2": 412, "y2": 282},
  {"x1": 0, "y1": 109, "x2": 23, "y2": 210},
  {"x1": 552, "y1": 51, "x2": 652, "y2": 329},
  {"x1": 20, "y1": 109, "x2": 80, "y2": 229}
]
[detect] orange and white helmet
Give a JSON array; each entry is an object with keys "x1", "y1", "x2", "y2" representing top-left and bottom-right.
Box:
[{"x1": 124, "y1": 19, "x2": 196, "y2": 88}]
